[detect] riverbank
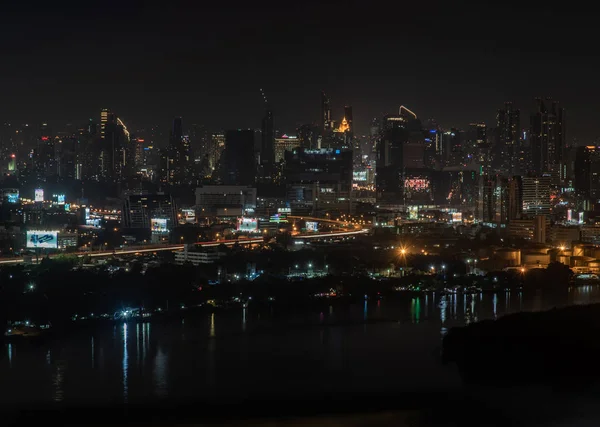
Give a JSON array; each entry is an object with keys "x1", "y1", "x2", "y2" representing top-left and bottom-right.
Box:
[{"x1": 442, "y1": 303, "x2": 600, "y2": 387}]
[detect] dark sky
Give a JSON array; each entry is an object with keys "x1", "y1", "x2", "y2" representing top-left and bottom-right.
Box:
[{"x1": 0, "y1": 1, "x2": 598, "y2": 142}]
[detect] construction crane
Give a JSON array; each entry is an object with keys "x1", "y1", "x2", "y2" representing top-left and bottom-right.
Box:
[{"x1": 259, "y1": 88, "x2": 269, "y2": 105}]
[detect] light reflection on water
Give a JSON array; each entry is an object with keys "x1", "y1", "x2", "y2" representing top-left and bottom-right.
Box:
[{"x1": 1, "y1": 286, "x2": 600, "y2": 405}]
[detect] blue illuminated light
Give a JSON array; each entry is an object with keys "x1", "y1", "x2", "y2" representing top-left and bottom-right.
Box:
[
  {"x1": 429, "y1": 129, "x2": 436, "y2": 134},
  {"x1": 335, "y1": 149, "x2": 340, "y2": 154}
]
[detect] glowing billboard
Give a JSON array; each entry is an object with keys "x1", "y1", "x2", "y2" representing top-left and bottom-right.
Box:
[
  {"x1": 404, "y1": 178, "x2": 430, "y2": 191},
  {"x1": 305, "y1": 221, "x2": 318, "y2": 232},
  {"x1": 151, "y1": 218, "x2": 168, "y2": 233},
  {"x1": 353, "y1": 171, "x2": 368, "y2": 182},
  {"x1": 181, "y1": 209, "x2": 195, "y2": 224},
  {"x1": 26, "y1": 230, "x2": 58, "y2": 249},
  {"x1": 6, "y1": 192, "x2": 19, "y2": 203},
  {"x1": 34, "y1": 188, "x2": 44, "y2": 202},
  {"x1": 451, "y1": 212, "x2": 462, "y2": 223},
  {"x1": 53, "y1": 194, "x2": 66, "y2": 204},
  {"x1": 269, "y1": 213, "x2": 288, "y2": 223},
  {"x1": 3, "y1": 189, "x2": 19, "y2": 203},
  {"x1": 237, "y1": 217, "x2": 258, "y2": 232}
]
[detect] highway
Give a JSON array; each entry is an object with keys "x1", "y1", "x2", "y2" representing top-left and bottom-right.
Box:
[
  {"x1": 0, "y1": 238, "x2": 264, "y2": 265},
  {"x1": 0, "y1": 227, "x2": 369, "y2": 266}
]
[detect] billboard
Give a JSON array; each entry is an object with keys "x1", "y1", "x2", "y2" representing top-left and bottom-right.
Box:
[
  {"x1": 6, "y1": 192, "x2": 19, "y2": 203},
  {"x1": 181, "y1": 209, "x2": 196, "y2": 224},
  {"x1": 353, "y1": 171, "x2": 368, "y2": 182},
  {"x1": 237, "y1": 217, "x2": 258, "y2": 232},
  {"x1": 53, "y1": 194, "x2": 66, "y2": 204},
  {"x1": 34, "y1": 188, "x2": 44, "y2": 202},
  {"x1": 26, "y1": 231, "x2": 58, "y2": 249},
  {"x1": 451, "y1": 212, "x2": 462, "y2": 223},
  {"x1": 269, "y1": 213, "x2": 288, "y2": 223},
  {"x1": 404, "y1": 178, "x2": 430, "y2": 191},
  {"x1": 305, "y1": 221, "x2": 318, "y2": 232},
  {"x1": 3, "y1": 189, "x2": 19, "y2": 203},
  {"x1": 151, "y1": 218, "x2": 168, "y2": 233},
  {"x1": 277, "y1": 207, "x2": 291, "y2": 214}
]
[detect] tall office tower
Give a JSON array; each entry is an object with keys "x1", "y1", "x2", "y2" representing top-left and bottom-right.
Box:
[
  {"x1": 189, "y1": 124, "x2": 209, "y2": 158},
  {"x1": 297, "y1": 124, "x2": 316, "y2": 150},
  {"x1": 439, "y1": 129, "x2": 461, "y2": 166},
  {"x1": 321, "y1": 91, "x2": 332, "y2": 136},
  {"x1": 260, "y1": 107, "x2": 275, "y2": 166},
  {"x1": 530, "y1": 98, "x2": 566, "y2": 179},
  {"x1": 468, "y1": 122, "x2": 487, "y2": 145},
  {"x1": 497, "y1": 102, "x2": 521, "y2": 175},
  {"x1": 574, "y1": 145, "x2": 600, "y2": 210},
  {"x1": 165, "y1": 117, "x2": 191, "y2": 185},
  {"x1": 35, "y1": 122, "x2": 55, "y2": 178},
  {"x1": 101, "y1": 113, "x2": 130, "y2": 181},
  {"x1": 209, "y1": 133, "x2": 225, "y2": 173},
  {"x1": 522, "y1": 175, "x2": 551, "y2": 217},
  {"x1": 222, "y1": 130, "x2": 256, "y2": 185},
  {"x1": 100, "y1": 108, "x2": 110, "y2": 139},
  {"x1": 376, "y1": 110, "x2": 410, "y2": 205},
  {"x1": 56, "y1": 136, "x2": 78, "y2": 179},
  {"x1": 507, "y1": 176, "x2": 523, "y2": 221},
  {"x1": 482, "y1": 175, "x2": 509, "y2": 225}
]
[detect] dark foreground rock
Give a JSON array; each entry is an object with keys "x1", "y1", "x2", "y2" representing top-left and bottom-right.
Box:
[{"x1": 443, "y1": 304, "x2": 600, "y2": 386}]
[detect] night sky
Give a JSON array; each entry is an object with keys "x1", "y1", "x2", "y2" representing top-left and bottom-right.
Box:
[{"x1": 0, "y1": 1, "x2": 597, "y2": 142}]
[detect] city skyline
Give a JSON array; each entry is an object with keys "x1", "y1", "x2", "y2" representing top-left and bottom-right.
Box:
[{"x1": 0, "y1": 2, "x2": 598, "y2": 141}]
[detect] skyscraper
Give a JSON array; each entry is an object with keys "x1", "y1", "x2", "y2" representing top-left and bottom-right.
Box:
[
  {"x1": 260, "y1": 107, "x2": 274, "y2": 166},
  {"x1": 376, "y1": 111, "x2": 409, "y2": 205},
  {"x1": 522, "y1": 175, "x2": 551, "y2": 217},
  {"x1": 530, "y1": 98, "x2": 566, "y2": 178},
  {"x1": 100, "y1": 108, "x2": 110, "y2": 139},
  {"x1": 222, "y1": 130, "x2": 255, "y2": 186},
  {"x1": 164, "y1": 117, "x2": 191, "y2": 185},
  {"x1": 497, "y1": 102, "x2": 521, "y2": 175},
  {"x1": 321, "y1": 91, "x2": 332, "y2": 136},
  {"x1": 574, "y1": 145, "x2": 600, "y2": 209},
  {"x1": 101, "y1": 111, "x2": 130, "y2": 181}
]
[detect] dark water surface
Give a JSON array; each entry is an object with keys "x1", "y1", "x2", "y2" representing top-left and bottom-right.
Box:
[{"x1": 2, "y1": 286, "x2": 600, "y2": 407}]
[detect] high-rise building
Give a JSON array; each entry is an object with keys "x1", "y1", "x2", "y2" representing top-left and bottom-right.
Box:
[
  {"x1": 284, "y1": 148, "x2": 352, "y2": 213},
  {"x1": 297, "y1": 124, "x2": 317, "y2": 150},
  {"x1": 497, "y1": 102, "x2": 521, "y2": 175},
  {"x1": 507, "y1": 176, "x2": 523, "y2": 221},
  {"x1": 274, "y1": 135, "x2": 301, "y2": 163},
  {"x1": 260, "y1": 108, "x2": 274, "y2": 165},
  {"x1": 222, "y1": 130, "x2": 255, "y2": 186},
  {"x1": 482, "y1": 175, "x2": 509, "y2": 225},
  {"x1": 162, "y1": 117, "x2": 192, "y2": 185},
  {"x1": 209, "y1": 133, "x2": 225, "y2": 173},
  {"x1": 321, "y1": 91, "x2": 332, "y2": 136},
  {"x1": 530, "y1": 98, "x2": 566, "y2": 178},
  {"x1": 102, "y1": 113, "x2": 130, "y2": 181},
  {"x1": 574, "y1": 145, "x2": 600, "y2": 209},
  {"x1": 100, "y1": 108, "x2": 110, "y2": 140},
  {"x1": 522, "y1": 175, "x2": 551, "y2": 217},
  {"x1": 376, "y1": 106, "x2": 424, "y2": 206}
]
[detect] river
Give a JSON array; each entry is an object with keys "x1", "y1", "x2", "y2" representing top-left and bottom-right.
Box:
[{"x1": 2, "y1": 286, "x2": 600, "y2": 407}]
